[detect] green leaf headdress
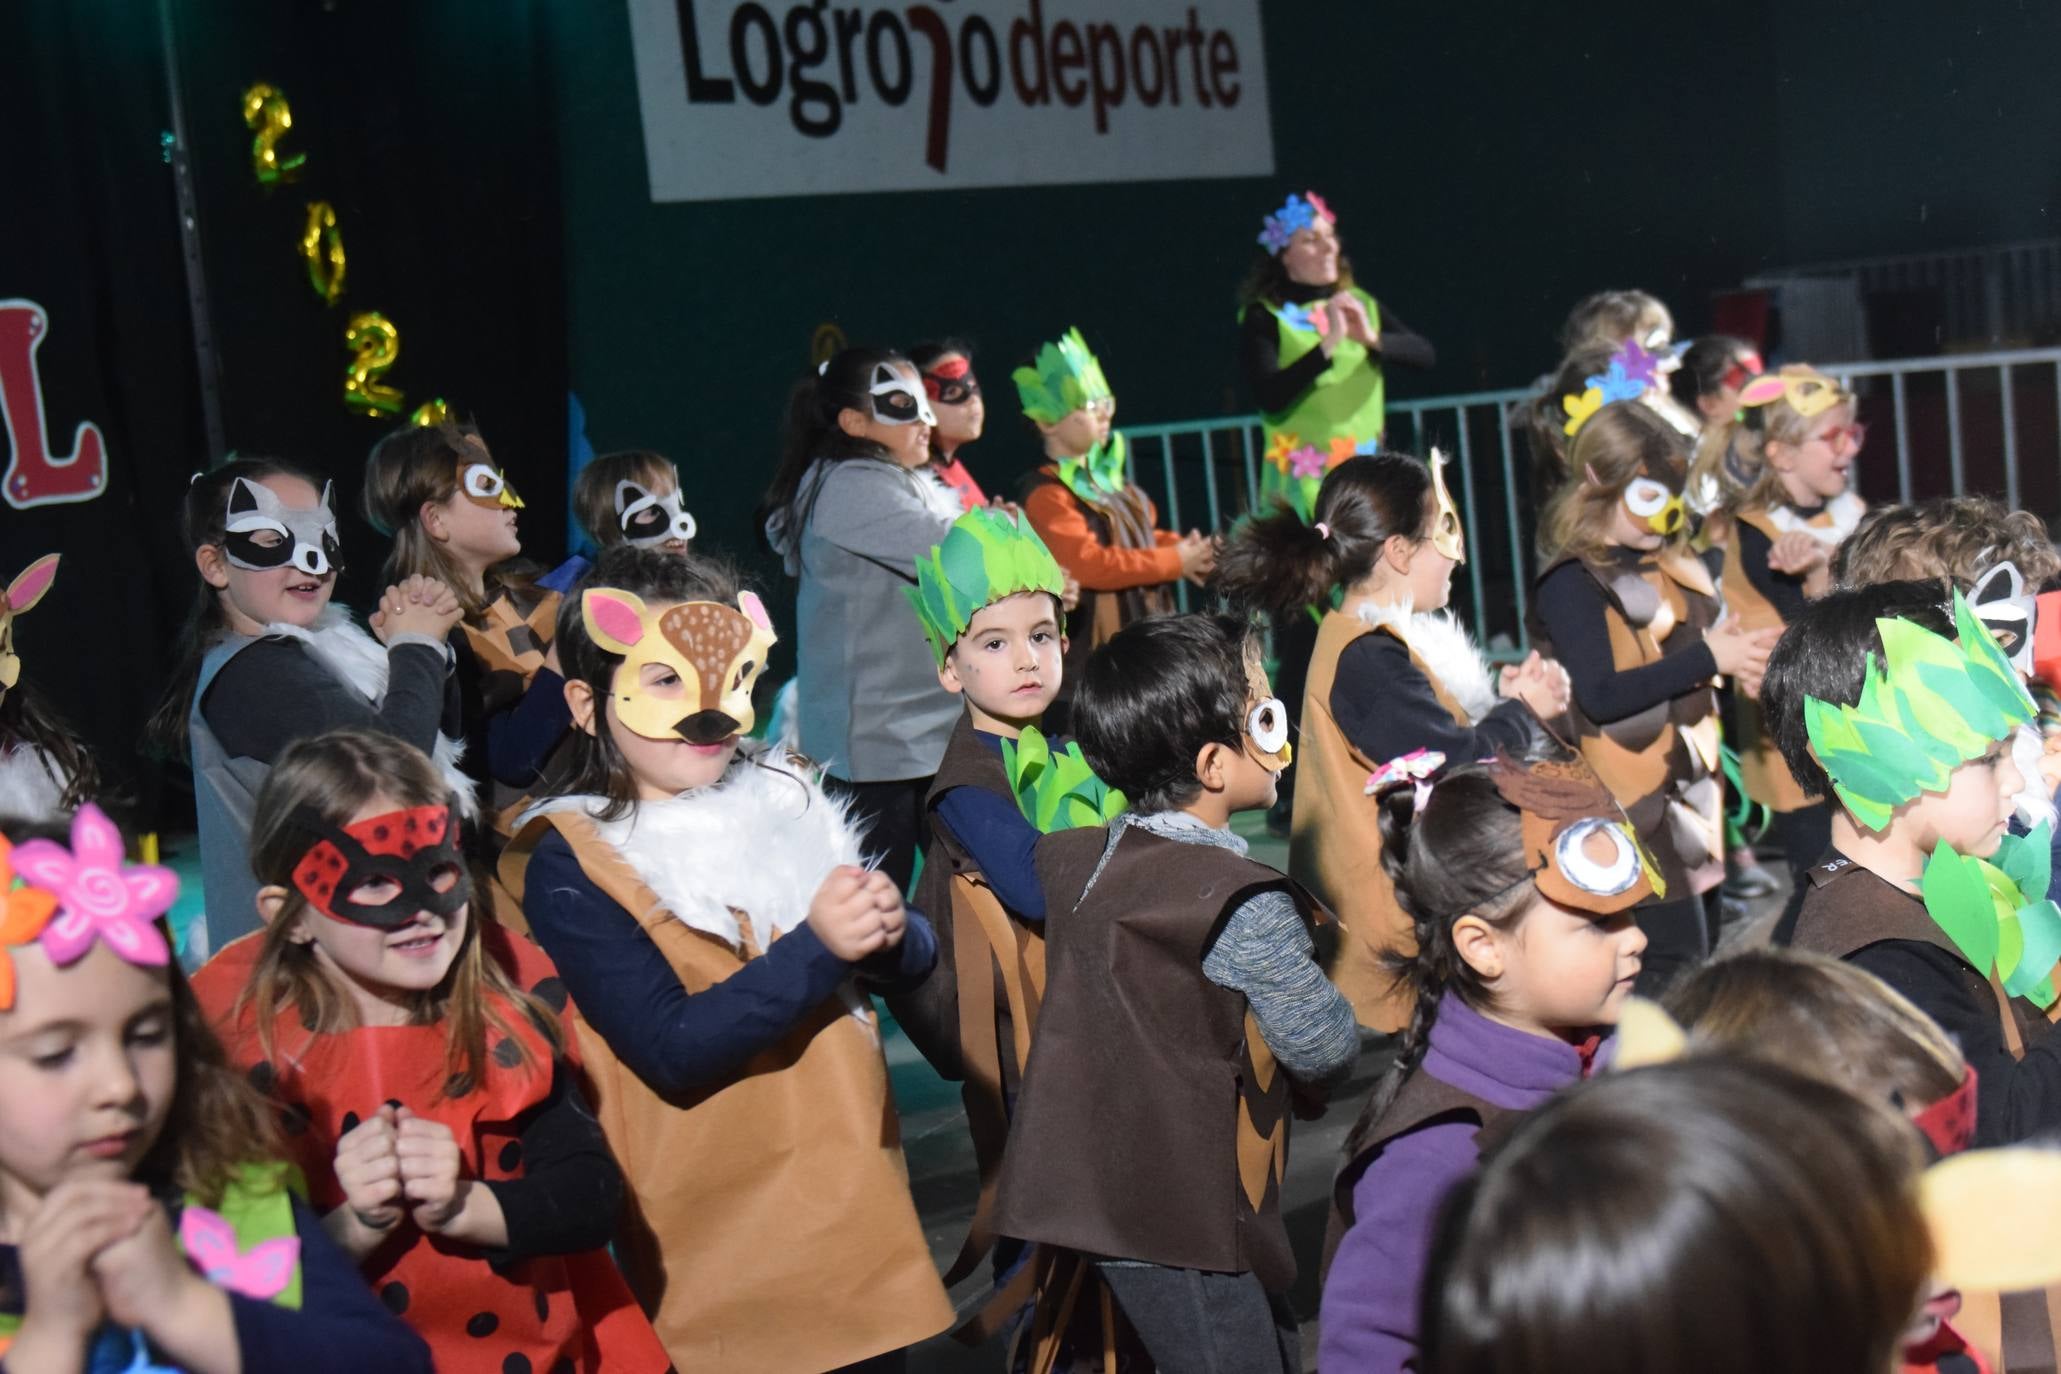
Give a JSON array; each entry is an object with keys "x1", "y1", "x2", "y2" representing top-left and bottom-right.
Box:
[
  {"x1": 1001, "y1": 726, "x2": 1127, "y2": 832},
  {"x1": 905, "y1": 507, "x2": 1068, "y2": 667},
  {"x1": 1014, "y1": 327, "x2": 1113, "y2": 426},
  {"x1": 1802, "y1": 590, "x2": 2035, "y2": 832}
]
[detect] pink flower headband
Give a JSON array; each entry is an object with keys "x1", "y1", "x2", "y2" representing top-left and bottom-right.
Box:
[
  {"x1": 1258, "y1": 190, "x2": 1335, "y2": 255},
  {"x1": 0, "y1": 803, "x2": 175, "y2": 1009}
]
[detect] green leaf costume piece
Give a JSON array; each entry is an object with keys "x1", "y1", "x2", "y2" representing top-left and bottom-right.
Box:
[
  {"x1": 1921, "y1": 824, "x2": 2061, "y2": 1009},
  {"x1": 1055, "y1": 432, "x2": 1129, "y2": 504},
  {"x1": 905, "y1": 507, "x2": 1068, "y2": 667},
  {"x1": 1802, "y1": 591, "x2": 2035, "y2": 832},
  {"x1": 1001, "y1": 726, "x2": 1127, "y2": 833},
  {"x1": 1013, "y1": 327, "x2": 1114, "y2": 426}
]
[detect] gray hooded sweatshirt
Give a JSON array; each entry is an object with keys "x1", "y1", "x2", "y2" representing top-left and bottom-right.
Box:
[{"x1": 766, "y1": 456, "x2": 962, "y2": 781}]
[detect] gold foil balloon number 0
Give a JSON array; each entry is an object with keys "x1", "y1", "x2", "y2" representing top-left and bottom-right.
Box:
[
  {"x1": 344, "y1": 313, "x2": 405, "y2": 417},
  {"x1": 240, "y1": 83, "x2": 306, "y2": 186},
  {"x1": 300, "y1": 201, "x2": 346, "y2": 305}
]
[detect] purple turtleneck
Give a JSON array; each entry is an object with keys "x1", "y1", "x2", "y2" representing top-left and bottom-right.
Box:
[{"x1": 1318, "y1": 993, "x2": 1600, "y2": 1374}]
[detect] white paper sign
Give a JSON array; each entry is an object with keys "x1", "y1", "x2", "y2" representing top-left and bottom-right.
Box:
[{"x1": 627, "y1": 0, "x2": 1275, "y2": 202}]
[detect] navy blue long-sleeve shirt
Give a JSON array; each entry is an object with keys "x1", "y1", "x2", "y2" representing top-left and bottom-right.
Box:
[
  {"x1": 0, "y1": 1195, "x2": 432, "y2": 1374},
  {"x1": 1331, "y1": 632, "x2": 1536, "y2": 763},
  {"x1": 1736, "y1": 518, "x2": 1812, "y2": 624},
  {"x1": 521, "y1": 828, "x2": 937, "y2": 1100},
  {"x1": 483, "y1": 666, "x2": 576, "y2": 788},
  {"x1": 934, "y1": 730, "x2": 1047, "y2": 920}
]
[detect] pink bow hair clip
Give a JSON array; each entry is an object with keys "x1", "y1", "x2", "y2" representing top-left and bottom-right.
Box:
[{"x1": 1366, "y1": 748, "x2": 1445, "y2": 809}]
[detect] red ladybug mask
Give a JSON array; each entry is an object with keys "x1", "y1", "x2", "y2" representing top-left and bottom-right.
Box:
[{"x1": 289, "y1": 804, "x2": 470, "y2": 930}]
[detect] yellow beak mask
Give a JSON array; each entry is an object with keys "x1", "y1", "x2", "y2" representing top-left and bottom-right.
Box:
[
  {"x1": 581, "y1": 587, "x2": 777, "y2": 745},
  {"x1": 1428, "y1": 448, "x2": 1465, "y2": 563}
]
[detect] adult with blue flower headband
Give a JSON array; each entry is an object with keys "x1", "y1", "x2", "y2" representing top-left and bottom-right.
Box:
[
  {"x1": 1237, "y1": 190, "x2": 1437, "y2": 834},
  {"x1": 1237, "y1": 190, "x2": 1437, "y2": 527}
]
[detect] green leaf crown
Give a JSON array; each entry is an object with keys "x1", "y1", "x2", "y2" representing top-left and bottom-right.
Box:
[{"x1": 906, "y1": 507, "x2": 1067, "y2": 667}]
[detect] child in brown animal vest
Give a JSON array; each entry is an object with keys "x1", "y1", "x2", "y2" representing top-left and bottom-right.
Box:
[
  {"x1": 1696, "y1": 366, "x2": 1868, "y2": 893},
  {"x1": 993, "y1": 613, "x2": 1357, "y2": 1372},
  {"x1": 1533, "y1": 400, "x2": 1778, "y2": 993},
  {"x1": 500, "y1": 546, "x2": 953, "y2": 1372},
  {"x1": 1319, "y1": 750, "x2": 1651, "y2": 1373},
  {"x1": 1215, "y1": 449, "x2": 1571, "y2": 1033}
]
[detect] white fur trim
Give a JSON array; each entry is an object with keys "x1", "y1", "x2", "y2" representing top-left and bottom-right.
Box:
[
  {"x1": 520, "y1": 742, "x2": 867, "y2": 951},
  {"x1": 1353, "y1": 601, "x2": 1501, "y2": 723},
  {"x1": 0, "y1": 743, "x2": 67, "y2": 821},
  {"x1": 767, "y1": 677, "x2": 803, "y2": 757},
  {"x1": 2012, "y1": 724, "x2": 2057, "y2": 832},
  {"x1": 1767, "y1": 490, "x2": 1865, "y2": 546},
  {"x1": 261, "y1": 608, "x2": 478, "y2": 817},
  {"x1": 914, "y1": 467, "x2": 968, "y2": 522}
]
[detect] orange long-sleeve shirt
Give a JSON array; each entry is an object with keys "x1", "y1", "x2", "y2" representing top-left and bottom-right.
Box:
[{"x1": 1022, "y1": 481, "x2": 1183, "y2": 592}]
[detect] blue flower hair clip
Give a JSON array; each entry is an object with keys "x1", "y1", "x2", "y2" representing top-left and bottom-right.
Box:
[
  {"x1": 1258, "y1": 190, "x2": 1335, "y2": 255},
  {"x1": 1562, "y1": 338, "x2": 1663, "y2": 437}
]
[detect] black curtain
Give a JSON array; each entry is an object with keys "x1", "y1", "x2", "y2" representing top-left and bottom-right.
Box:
[{"x1": 1, "y1": 0, "x2": 566, "y2": 830}]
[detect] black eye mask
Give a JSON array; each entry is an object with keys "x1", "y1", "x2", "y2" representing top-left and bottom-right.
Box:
[
  {"x1": 869, "y1": 364, "x2": 937, "y2": 427},
  {"x1": 223, "y1": 477, "x2": 343, "y2": 578},
  {"x1": 614, "y1": 480, "x2": 698, "y2": 548},
  {"x1": 288, "y1": 803, "x2": 470, "y2": 930}
]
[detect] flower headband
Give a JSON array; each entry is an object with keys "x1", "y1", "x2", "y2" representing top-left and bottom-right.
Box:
[
  {"x1": 1, "y1": 804, "x2": 176, "y2": 1010},
  {"x1": 1562, "y1": 339, "x2": 1664, "y2": 438},
  {"x1": 1258, "y1": 190, "x2": 1335, "y2": 255}
]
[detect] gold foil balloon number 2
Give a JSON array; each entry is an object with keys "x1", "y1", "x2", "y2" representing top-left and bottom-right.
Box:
[
  {"x1": 240, "y1": 84, "x2": 305, "y2": 186},
  {"x1": 240, "y1": 82, "x2": 444, "y2": 423},
  {"x1": 344, "y1": 313, "x2": 403, "y2": 416}
]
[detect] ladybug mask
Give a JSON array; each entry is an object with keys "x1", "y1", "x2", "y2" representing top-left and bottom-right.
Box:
[{"x1": 289, "y1": 803, "x2": 470, "y2": 930}]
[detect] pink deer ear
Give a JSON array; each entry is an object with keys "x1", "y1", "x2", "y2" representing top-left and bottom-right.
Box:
[
  {"x1": 737, "y1": 590, "x2": 774, "y2": 633},
  {"x1": 581, "y1": 588, "x2": 649, "y2": 653},
  {"x1": 1737, "y1": 376, "x2": 1790, "y2": 408},
  {"x1": 5, "y1": 554, "x2": 59, "y2": 615}
]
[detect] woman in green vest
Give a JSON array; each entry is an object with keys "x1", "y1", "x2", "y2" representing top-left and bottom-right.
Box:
[
  {"x1": 1238, "y1": 190, "x2": 1437, "y2": 523},
  {"x1": 1238, "y1": 190, "x2": 1436, "y2": 831}
]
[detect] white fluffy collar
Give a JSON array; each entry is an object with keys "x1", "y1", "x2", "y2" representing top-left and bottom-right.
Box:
[
  {"x1": 1352, "y1": 600, "x2": 1501, "y2": 723},
  {"x1": 1768, "y1": 490, "x2": 1865, "y2": 545},
  {"x1": 259, "y1": 608, "x2": 478, "y2": 817},
  {"x1": 520, "y1": 743, "x2": 867, "y2": 951},
  {"x1": 0, "y1": 743, "x2": 66, "y2": 822},
  {"x1": 914, "y1": 467, "x2": 967, "y2": 521}
]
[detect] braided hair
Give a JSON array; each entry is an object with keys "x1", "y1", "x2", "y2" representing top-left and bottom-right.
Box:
[{"x1": 1344, "y1": 761, "x2": 1536, "y2": 1156}]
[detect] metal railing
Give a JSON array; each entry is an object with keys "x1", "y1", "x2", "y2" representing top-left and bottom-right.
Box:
[
  {"x1": 1124, "y1": 344, "x2": 2061, "y2": 654},
  {"x1": 1747, "y1": 238, "x2": 2061, "y2": 349}
]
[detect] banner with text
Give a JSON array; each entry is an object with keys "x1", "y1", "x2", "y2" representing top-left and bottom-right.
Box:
[{"x1": 628, "y1": 0, "x2": 1274, "y2": 201}]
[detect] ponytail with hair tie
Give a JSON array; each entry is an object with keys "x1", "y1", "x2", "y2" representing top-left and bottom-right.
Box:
[{"x1": 1215, "y1": 451, "x2": 1436, "y2": 621}]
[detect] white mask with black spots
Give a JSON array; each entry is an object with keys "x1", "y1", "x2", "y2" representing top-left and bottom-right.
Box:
[
  {"x1": 615, "y1": 480, "x2": 698, "y2": 549},
  {"x1": 223, "y1": 477, "x2": 341, "y2": 577},
  {"x1": 870, "y1": 364, "x2": 937, "y2": 428}
]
